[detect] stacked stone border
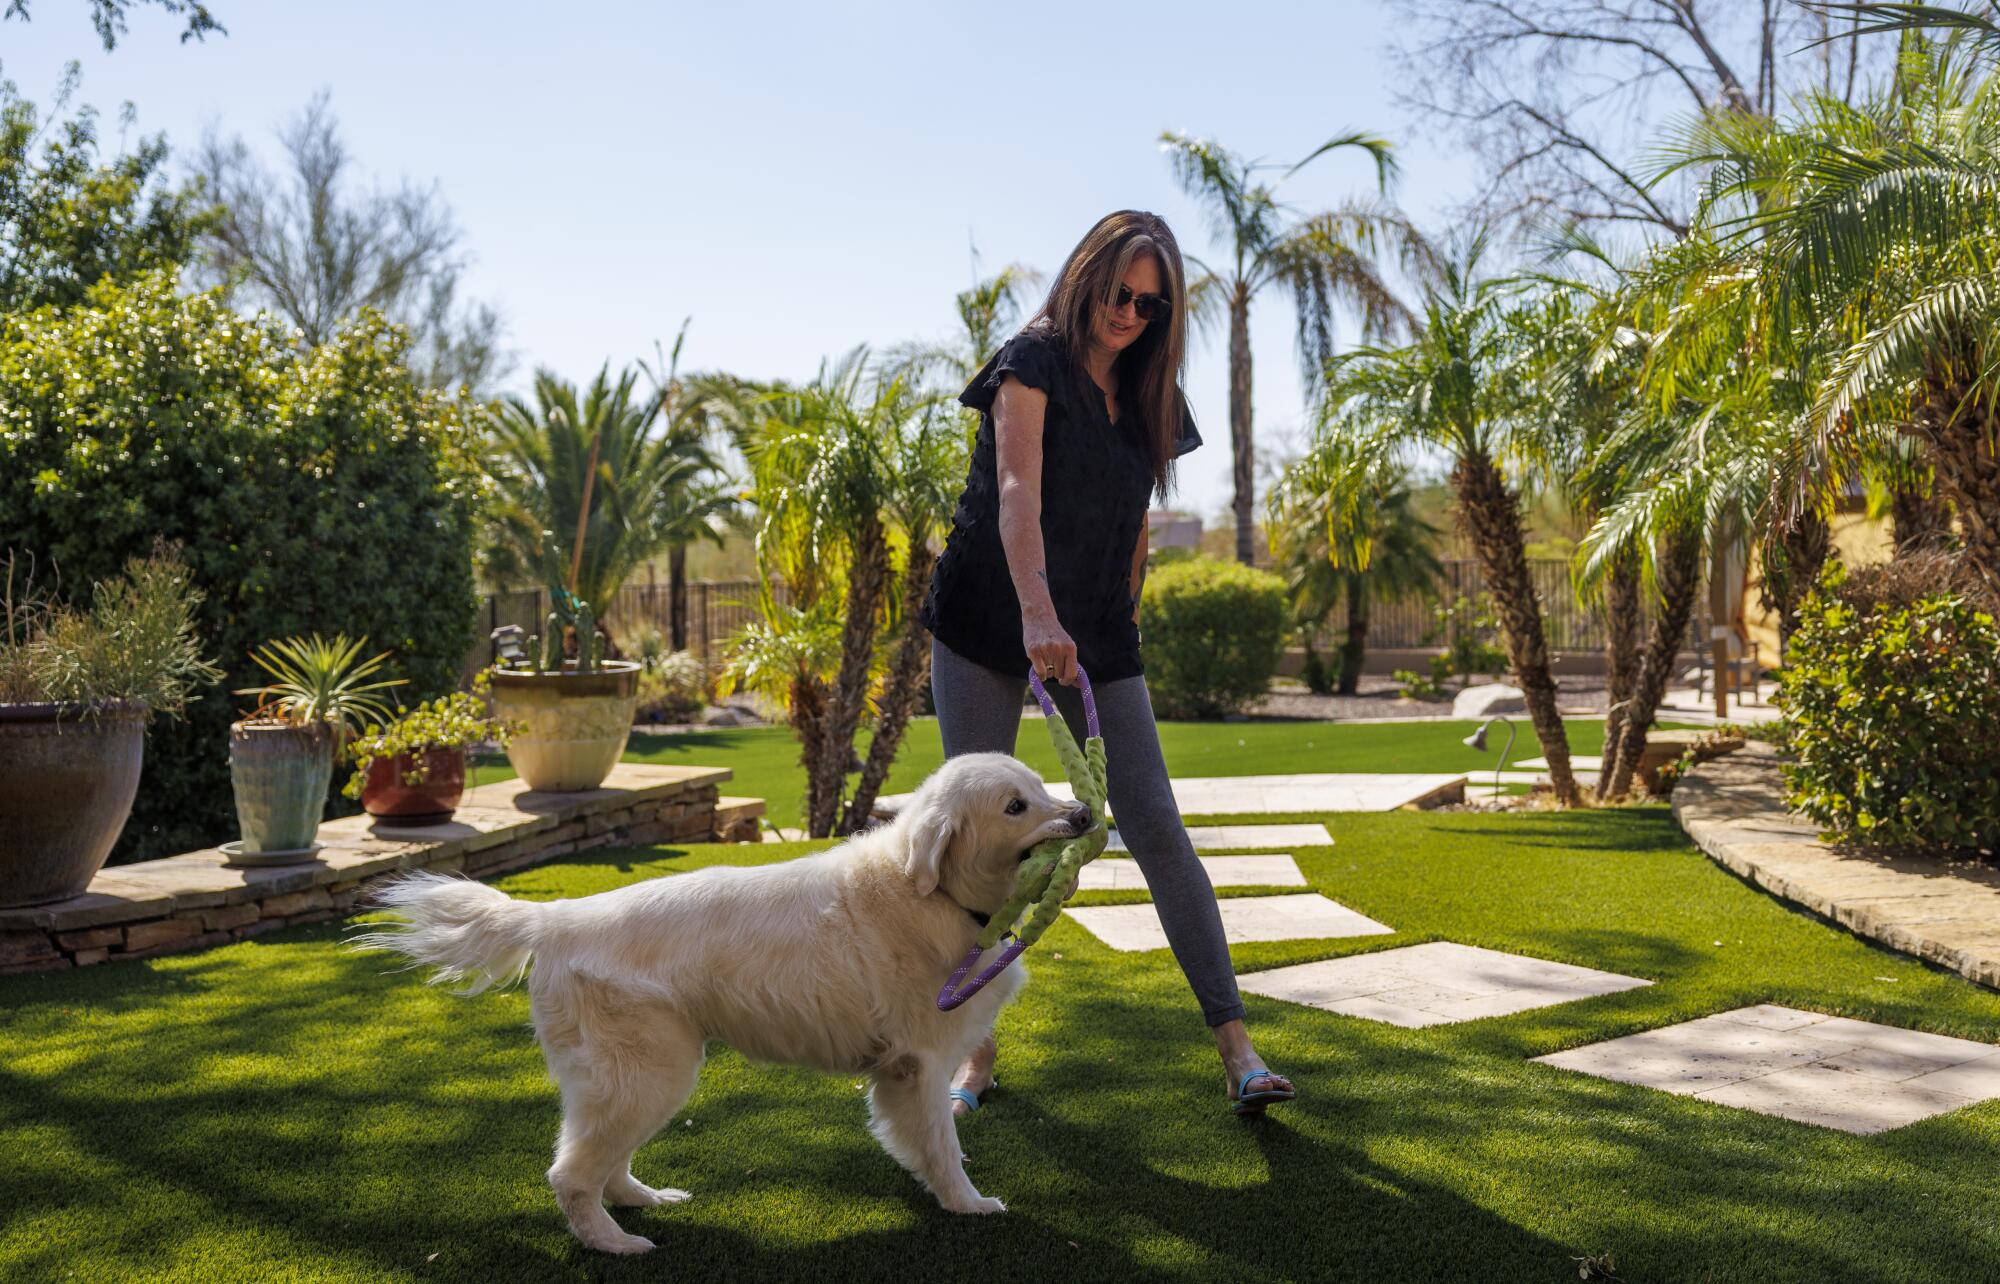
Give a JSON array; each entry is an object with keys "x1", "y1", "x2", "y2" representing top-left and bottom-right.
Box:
[
  {"x1": 1673, "y1": 741, "x2": 2000, "y2": 990},
  {"x1": 0, "y1": 764, "x2": 764, "y2": 975}
]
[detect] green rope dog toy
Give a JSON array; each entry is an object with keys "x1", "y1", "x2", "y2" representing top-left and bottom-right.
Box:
[{"x1": 936, "y1": 664, "x2": 1108, "y2": 1011}]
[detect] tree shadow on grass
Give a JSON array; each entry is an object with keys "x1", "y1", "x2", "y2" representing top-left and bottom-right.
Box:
[
  {"x1": 1425, "y1": 811, "x2": 1693, "y2": 854},
  {"x1": 4, "y1": 918, "x2": 1997, "y2": 1283}
]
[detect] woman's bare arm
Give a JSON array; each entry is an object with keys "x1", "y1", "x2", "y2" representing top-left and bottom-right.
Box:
[{"x1": 993, "y1": 374, "x2": 1078, "y2": 683}]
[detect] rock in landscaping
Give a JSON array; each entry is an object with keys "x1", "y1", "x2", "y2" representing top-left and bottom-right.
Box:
[{"x1": 1452, "y1": 683, "x2": 1526, "y2": 719}]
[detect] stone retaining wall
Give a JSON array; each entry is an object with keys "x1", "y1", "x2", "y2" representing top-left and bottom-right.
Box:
[
  {"x1": 1673, "y1": 742, "x2": 2000, "y2": 990},
  {"x1": 0, "y1": 764, "x2": 763, "y2": 975}
]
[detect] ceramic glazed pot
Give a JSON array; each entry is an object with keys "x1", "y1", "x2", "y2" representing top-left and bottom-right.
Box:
[
  {"x1": 488, "y1": 661, "x2": 640, "y2": 792},
  {"x1": 229, "y1": 721, "x2": 336, "y2": 855},
  {"x1": 359, "y1": 747, "x2": 466, "y2": 822},
  {"x1": 0, "y1": 702, "x2": 146, "y2": 908}
]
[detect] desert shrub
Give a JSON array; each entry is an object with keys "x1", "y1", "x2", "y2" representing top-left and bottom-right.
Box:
[
  {"x1": 627, "y1": 621, "x2": 672, "y2": 670},
  {"x1": 1778, "y1": 556, "x2": 2000, "y2": 853},
  {"x1": 0, "y1": 273, "x2": 484, "y2": 860},
  {"x1": 1425, "y1": 593, "x2": 1507, "y2": 682},
  {"x1": 636, "y1": 649, "x2": 710, "y2": 723},
  {"x1": 1299, "y1": 639, "x2": 1334, "y2": 695},
  {"x1": 1394, "y1": 667, "x2": 1446, "y2": 700},
  {"x1": 1138, "y1": 558, "x2": 1287, "y2": 719}
]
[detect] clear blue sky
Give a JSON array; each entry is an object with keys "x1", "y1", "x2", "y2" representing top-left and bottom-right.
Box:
[{"x1": 1, "y1": 1, "x2": 1466, "y2": 526}]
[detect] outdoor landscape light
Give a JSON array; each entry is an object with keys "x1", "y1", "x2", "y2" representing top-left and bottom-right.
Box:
[
  {"x1": 490, "y1": 624, "x2": 527, "y2": 666},
  {"x1": 1463, "y1": 715, "x2": 1516, "y2": 799}
]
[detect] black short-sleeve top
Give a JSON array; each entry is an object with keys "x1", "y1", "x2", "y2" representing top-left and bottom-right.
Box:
[{"x1": 918, "y1": 325, "x2": 1202, "y2": 682}]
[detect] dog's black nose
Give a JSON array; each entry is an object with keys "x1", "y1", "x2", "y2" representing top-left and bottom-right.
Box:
[{"x1": 1066, "y1": 804, "x2": 1092, "y2": 831}]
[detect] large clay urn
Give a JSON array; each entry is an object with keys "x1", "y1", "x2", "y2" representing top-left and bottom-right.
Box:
[
  {"x1": 0, "y1": 701, "x2": 147, "y2": 908},
  {"x1": 487, "y1": 661, "x2": 640, "y2": 792}
]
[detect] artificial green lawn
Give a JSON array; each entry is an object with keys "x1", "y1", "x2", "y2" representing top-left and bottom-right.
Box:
[
  {"x1": 4, "y1": 808, "x2": 1997, "y2": 1282},
  {"x1": 613, "y1": 716, "x2": 1683, "y2": 833}
]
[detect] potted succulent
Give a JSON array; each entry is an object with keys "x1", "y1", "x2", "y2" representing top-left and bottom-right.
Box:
[
  {"x1": 0, "y1": 546, "x2": 222, "y2": 908},
  {"x1": 343, "y1": 685, "x2": 513, "y2": 823},
  {"x1": 487, "y1": 585, "x2": 639, "y2": 792},
  {"x1": 227, "y1": 634, "x2": 403, "y2": 866}
]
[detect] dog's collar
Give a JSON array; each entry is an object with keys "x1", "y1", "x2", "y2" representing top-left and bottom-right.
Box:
[{"x1": 942, "y1": 893, "x2": 989, "y2": 929}]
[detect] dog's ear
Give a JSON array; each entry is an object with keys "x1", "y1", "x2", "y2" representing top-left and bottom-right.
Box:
[{"x1": 904, "y1": 794, "x2": 962, "y2": 897}]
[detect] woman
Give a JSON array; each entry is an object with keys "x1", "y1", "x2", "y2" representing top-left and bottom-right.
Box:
[{"x1": 917, "y1": 209, "x2": 1296, "y2": 1117}]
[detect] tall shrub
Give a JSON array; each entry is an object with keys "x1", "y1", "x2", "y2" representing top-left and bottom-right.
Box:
[
  {"x1": 1138, "y1": 558, "x2": 1287, "y2": 719},
  {"x1": 1779, "y1": 558, "x2": 2000, "y2": 854},
  {"x1": 0, "y1": 272, "x2": 484, "y2": 861}
]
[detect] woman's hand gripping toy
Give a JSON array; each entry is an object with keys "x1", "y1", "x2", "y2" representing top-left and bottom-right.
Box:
[{"x1": 936, "y1": 664, "x2": 1108, "y2": 1012}]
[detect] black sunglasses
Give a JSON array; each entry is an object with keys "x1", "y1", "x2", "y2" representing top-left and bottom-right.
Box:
[{"x1": 1111, "y1": 284, "x2": 1170, "y2": 322}]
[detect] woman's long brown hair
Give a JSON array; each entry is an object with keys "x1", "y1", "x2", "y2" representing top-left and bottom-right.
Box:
[{"x1": 1020, "y1": 210, "x2": 1191, "y2": 501}]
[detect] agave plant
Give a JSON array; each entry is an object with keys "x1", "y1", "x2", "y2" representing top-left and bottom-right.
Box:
[{"x1": 234, "y1": 633, "x2": 405, "y2": 749}]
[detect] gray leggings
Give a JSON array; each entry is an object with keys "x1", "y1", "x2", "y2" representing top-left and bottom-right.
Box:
[{"x1": 928, "y1": 636, "x2": 1244, "y2": 1028}]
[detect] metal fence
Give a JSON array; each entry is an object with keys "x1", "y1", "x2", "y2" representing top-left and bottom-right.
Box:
[
  {"x1": 1298, "y1": 559, "x2": 1613, "y2": 653},
  {"x1": 463, "y1": 561, "x2": 1654, "y2": 682},
  {"x1": 460, "y1": 578, "x2": 785, "y2": 679}
]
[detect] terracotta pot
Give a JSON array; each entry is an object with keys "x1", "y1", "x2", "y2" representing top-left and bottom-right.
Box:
[
  {"x1": 0, "y1": 701, "x2": 147, "y2": 908},
  {"x1": 360, "y1": 747, "x2": 466, "y2": 822},
  {"x1": 488, "y1": 661, "x2": 640, "y2": 792},
  {"x1": 229, "y1": 720, "x2": 336, "y2": 855}
]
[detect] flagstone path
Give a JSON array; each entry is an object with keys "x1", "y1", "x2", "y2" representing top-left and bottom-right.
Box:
[
  {"x1": 1064, "y1": 893, "x2": 1392, "y2": 952},
  {"x1": 1235, "y1": 942, "x2": 1650, "y2": 1027},
  {"x1": 1534, "y1": 1005, "x2": 2000, "y2": 1133},
  {"x1": 1075, "y1": 854, "x2": 1306, "y2": 892},
  {"x1": 1107, "y1": 823, "x2": 1332, "y2": 852}
]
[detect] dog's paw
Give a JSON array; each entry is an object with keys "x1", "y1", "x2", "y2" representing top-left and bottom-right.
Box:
[
  {"x1": 607, "y1": 1177, "x2": 692, "y2": 1208},
  {"x1": 584, "y1": 1231, "x2": 656, "y2": 1255},
  {"x1": 945, "y1": 1194, "x2": 1006, "y2": 1215}
]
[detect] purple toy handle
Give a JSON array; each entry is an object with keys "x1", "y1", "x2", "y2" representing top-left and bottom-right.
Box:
[
  {"x1": 936, "y1": 939, "x2": 1029, "y2": 1011},
  {"x1": 1027, "y1": 662, "x2": 1100, "y2": 740},
  {"x1": 935, "y1": 662, "x2": 1098, "y2": 1013}
]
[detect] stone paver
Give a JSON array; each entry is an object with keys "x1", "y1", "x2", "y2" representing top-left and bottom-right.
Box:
[
  {"x1": 1513, "y1": 755, "x2": 1605, "y2": 771},
  {"x1": 1107, "y1": 822, "x2": 1332, "y2": 852},
  {"x1": 1064, "y1": 893, "x2": 1391, "y2": 952},
  {"x1": 1074, "y1": 854, "x2": 1307, "y2": 892},
  {"x1": 1534, "y1": 1004, "x2": 2000, "y2": 1133},
  {"x1": 1674, "y1": 743, "x2": 2000, "y2": 989},
  {"x1": 1237, "y1": 941, "x2": 1650, "y2": 1027},
  {"x1": 875, "y1": 773, "x2": 1463, "y2": 818}
]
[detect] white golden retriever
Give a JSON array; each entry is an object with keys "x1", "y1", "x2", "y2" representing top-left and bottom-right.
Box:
[{"x1": 355, "y1": 751, "x2": 1091, "y2": 1255}]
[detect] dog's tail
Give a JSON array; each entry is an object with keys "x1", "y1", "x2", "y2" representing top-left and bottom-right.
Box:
[{"x1": 350, "y1": 871, "x2": 545, "y2": 994}]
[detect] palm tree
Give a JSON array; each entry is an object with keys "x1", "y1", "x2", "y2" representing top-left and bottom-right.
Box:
[
  {"x1": 639, "y1": 327, "x2": 743, "y2": 650},
  {"x1": 1580, "y1": 369, "x2": 1784, "y2": 799},
  {"x1": 1266, "y1": 452, "x2": 1440, "y2": 694},
  {"x1": 1160, "y1": 131, "x2": 1438, "y2": 565},
  {"x1": 1313, "y1": 232, "x2": 1583, "y2": 804},
  {"x1": 481, "y1": 364, "x2": 729, "y2": 647},
  {"x1": 727, "y1": 350, "x2": 959, "y2": 838},
  {"x1": 1506, "y1": 250, "x2": 1651, "y2": 757},
  {"x1": 1659, "y1": 22, "x2": 2000, "y2": 594},
  {"x1": 886, "y1": 258, "x2": 1044, "y2": 390}
]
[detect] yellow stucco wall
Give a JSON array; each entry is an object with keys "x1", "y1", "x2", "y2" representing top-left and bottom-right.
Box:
[{"x1": 1739, "y1": 511, "x2": 1894, "y2": 667}]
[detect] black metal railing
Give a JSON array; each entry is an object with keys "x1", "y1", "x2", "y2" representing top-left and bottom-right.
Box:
[{"x1": 464, "y1": 560, "x2": 1716, "y2": 683}]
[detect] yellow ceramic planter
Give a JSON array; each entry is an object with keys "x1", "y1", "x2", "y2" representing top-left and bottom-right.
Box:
[{"x1": 488, "y1": 662, "x2": 641, "y2": 792}]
